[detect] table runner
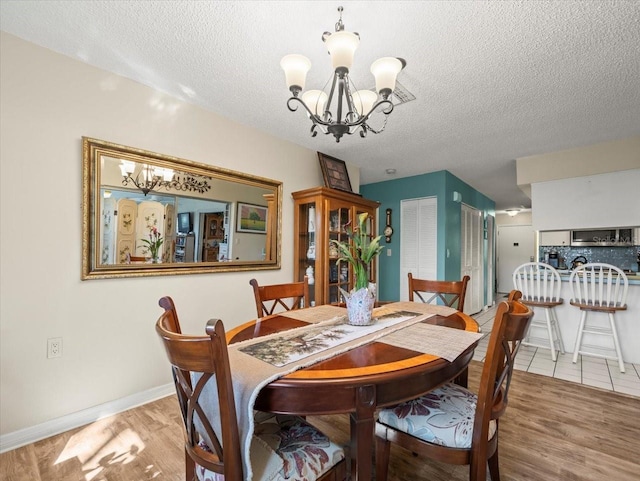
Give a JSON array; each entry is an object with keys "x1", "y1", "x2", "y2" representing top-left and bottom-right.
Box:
[
  {"x1": 198, "y1": 302, "x2": 474, "y2": 480},
  {"x1": 239, "y1": 309, "x2": 424, "y2": 367}
]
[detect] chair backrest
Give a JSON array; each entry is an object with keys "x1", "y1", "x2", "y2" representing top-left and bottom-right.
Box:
[
  {"x1": 569, "y1": 263, "x2": 628, "y2": 308},
  {"x1": 156, "y1": 296, "x2": 244, "y2": 479},
  {"x1": 126, "y1": 252, "x2": 148, "y2": 264},
  {"x1": 512, "y1": 262, "x2": 562, "y2": 303},
  {"x1": 250, "y1": 277, "x2": 310, "y2": 317},
  {"x1": 408, "y1": 273, "x2": 470, "y2": 311},
  {"x1": 470, "y1": 290, "x2": 533, "y2": 477}
]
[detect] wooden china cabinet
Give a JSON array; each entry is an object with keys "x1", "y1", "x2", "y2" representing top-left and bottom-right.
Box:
[{"x1": 292, "y1": 187, "x2": 380, "y2": 306}]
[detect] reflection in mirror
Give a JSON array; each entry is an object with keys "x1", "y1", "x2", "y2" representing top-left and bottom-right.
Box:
[{"x1": 82, "y1": 138, "x2": 282, "y2": 279}]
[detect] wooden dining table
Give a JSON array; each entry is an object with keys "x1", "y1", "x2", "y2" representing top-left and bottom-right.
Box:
[{"x1": 226, "y1": 302, "x2": 480, "y2": 481}]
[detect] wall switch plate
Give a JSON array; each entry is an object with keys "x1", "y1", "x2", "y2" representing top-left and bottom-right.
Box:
[
  {"x1": 386, "y1": 248, "x2": 392, "y2": 256},
  {"x1": 47, "y1": 337, "x2": 62, "y2": 358}
]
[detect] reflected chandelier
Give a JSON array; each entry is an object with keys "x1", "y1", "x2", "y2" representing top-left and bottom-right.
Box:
[
  {"x1": 119, "y1": 161, "x2": 211, "y2": 196},
  {"x1": 281, "y1": 6, "x2": 406, "y2": 142}
]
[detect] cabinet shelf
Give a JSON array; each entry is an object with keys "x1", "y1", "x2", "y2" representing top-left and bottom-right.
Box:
[{"x1": 293, "y1": 187, "x2": 379, "y2": 306}]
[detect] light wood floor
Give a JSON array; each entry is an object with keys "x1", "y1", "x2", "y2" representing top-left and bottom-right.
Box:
[{"x1": 2, "y1": 362, "x2": 639, "y2": 481}]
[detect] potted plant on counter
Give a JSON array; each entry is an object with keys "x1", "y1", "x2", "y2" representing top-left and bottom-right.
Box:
[{"x1": 330, "y1": 212, "x2": 383, "y2": 325}]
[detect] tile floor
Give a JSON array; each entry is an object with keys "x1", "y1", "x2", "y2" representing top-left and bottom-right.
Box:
[{"x1": 471, "y1": 303, "x2": 640, "y2": 397}]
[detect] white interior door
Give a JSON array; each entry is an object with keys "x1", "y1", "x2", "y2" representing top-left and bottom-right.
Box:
[
  {"x1": 496, "y1": 224, "x2": 535, "y2": 293},
  {"x1": 400, "y1": 197, "x2": 437, "y2": 301},
  {"x1": 486, "y1": 215, "x2": 495, "y2": 306},
  {"x1": 101, "y1": 197, "x2": 116, "y2": 264},
  {"x1": 461, "y1": 204, "x2": 484, "y2": 314}
]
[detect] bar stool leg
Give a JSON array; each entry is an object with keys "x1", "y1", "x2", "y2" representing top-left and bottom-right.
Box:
[
  {"x1": 551, "y1": 307, "x2": 565, "y2": 354},
  {"x1": 608, "y1": 312, "x2": 626, "y2": 373},
  {"x1": 572, "y1": 310, "x2": 587, "y2": 364},
  {"x1": 544, "y1": 308, "x2": 557, "y2": 361}
]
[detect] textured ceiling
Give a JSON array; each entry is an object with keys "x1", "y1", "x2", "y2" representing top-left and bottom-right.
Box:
[{"x1": 2, "y1": 1, "x2": 639, "y2": 210}]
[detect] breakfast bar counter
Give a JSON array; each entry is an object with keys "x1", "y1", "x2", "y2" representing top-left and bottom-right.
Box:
[{"x1": 528, "y1": 273, "x2": 640, "y2": 365}]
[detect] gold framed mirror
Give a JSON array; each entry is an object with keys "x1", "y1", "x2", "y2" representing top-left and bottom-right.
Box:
[{"x1": 82, "y1": 137, "x2": 282, "y2": 279}]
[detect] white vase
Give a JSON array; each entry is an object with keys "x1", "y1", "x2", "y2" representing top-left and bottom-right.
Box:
[{"x1": 340, "y1": 283, "x2": 376, "y2": 326}]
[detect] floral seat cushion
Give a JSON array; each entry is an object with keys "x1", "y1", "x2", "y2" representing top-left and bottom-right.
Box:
[
  {"x1": 196, "y1": 415, "x2": 345, "y2": 481},
  {"x1": 377, "y1": 382, "x2": 496, "y2": 449}
]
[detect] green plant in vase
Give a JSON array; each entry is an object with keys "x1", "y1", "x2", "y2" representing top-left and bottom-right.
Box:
[
  {"x1": 140, "y1": 226, "x2": 164, "y2": 262},
  {"x1": 330, "y1": 212, "x2": 383, "y2": 325}
]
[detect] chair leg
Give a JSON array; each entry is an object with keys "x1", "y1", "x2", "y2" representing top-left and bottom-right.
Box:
[
  {"x1": 185, "y1": 449, "x2": 195, "y2": 481},
  {"x1": 375, "y1": 435, "x2": 391, "y2": 481},
  {"x1": 608, "y1": 313, "x2": 626, "y2": 373},
  {"x1": 544, "y1": 308, "x2": 557, "y2": 361},
  {"x1": 488, "y1": 444, "x2": 501, "y2": 481},
  {"x1": 551, "y1": 307, "x2": 565, "y2": 354},
  {"x1": 572, "y1": 311, "x2": 587, "y2": 364}
]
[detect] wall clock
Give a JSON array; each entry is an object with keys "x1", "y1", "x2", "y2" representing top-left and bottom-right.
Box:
[{"x1": 384, "y1": 208, "x2": 393, "y2": 243}]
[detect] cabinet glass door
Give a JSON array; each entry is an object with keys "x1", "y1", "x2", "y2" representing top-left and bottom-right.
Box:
[
  {"x1": 328, "y1": 205, "x2": 353, "y2": 303},
  {"x1": 298, "y1": 201, "x2": 317, "y2": 307}
]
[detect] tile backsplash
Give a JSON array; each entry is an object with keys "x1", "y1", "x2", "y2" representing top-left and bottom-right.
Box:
[{"x1": 539, "y1": 246, "x2": 640, "y2": 271}]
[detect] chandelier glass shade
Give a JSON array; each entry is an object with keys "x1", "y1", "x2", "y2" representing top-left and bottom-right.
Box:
[
  {"x1": 281, "y1": 6, "x2": 406, "y2": 142},
  {"x1": 119, "y1": 161, "x2": 211, "y2": 196}
]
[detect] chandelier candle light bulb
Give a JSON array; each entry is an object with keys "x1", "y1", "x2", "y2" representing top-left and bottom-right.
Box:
[
  {"x1": 281, "y1": 6, "x2": 406, "y2": 142},
  {"x1": 280, "y1": 54, "x2": 312, "y2": 93},
  {"x1": 301, "y1": 90, "x2": 329, "y2": 116},
  {"x1": 324, "y1": 30, "x2": 359, "y2": 70}
]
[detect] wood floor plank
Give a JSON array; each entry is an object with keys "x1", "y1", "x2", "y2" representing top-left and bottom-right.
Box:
[{"x1": 1, "y1": 362, "x2": 638, "y2": 480}]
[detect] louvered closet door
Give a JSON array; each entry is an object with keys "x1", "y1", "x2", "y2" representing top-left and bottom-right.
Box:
[
  {"x1": 461, "y1": 204, "x2": 484, "y2": 314},
  {"x1": 400, "y1": 197, "x2": 437, "y2": 301}
]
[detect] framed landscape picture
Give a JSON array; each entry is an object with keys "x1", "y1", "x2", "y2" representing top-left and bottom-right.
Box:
[
  {"x1": 236, "y1": 202, "x2": 268, "y2": 234},
  {"x1": 318, "y1": 153, "x2": 353, "y2": 193}
]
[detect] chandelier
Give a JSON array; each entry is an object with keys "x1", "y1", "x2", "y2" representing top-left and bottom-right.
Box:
[
  {"x1": 280, "y1": 6, "x2": 406, "y2": 142},
  {"x1": 119, "y1": 161, "x2": 211, "y2": 196}
]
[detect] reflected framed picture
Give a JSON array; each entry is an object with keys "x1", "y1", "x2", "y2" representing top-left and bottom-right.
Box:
[
  {"x1": 236, "y1": 202, "x2": 268, "y2": 234},
  {"x1": 318, "y1": 153, "x2": 352, "y2": 193}
]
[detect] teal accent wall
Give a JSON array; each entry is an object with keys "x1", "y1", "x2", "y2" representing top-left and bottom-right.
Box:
[{"x1": 361, "y1": 170, "x2": 495, "y2": 302}]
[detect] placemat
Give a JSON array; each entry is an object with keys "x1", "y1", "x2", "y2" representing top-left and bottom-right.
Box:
[
  {"x1": 379, "y1": 322, "x2": 484, "y2": 361},
  {"x1": 277, "y1": 304, "x2": 346, "y2": 323}
]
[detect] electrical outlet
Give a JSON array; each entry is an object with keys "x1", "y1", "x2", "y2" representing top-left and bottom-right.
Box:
[{"x1": 47, "y1": 337, "x2": 62, "y2": 358}]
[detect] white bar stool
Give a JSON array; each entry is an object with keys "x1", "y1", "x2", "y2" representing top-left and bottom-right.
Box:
[
  {"x1": 569, "y1": 263, "x2": 628, "y2": 372},
  {"x1": 513, "y1": 262, "x2": 565, "y2": 361}
]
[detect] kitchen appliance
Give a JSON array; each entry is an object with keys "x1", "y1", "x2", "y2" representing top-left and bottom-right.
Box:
[
  {"x1": 571, "y1": 228, "x2": 633, "y2": 246},
  {"x1": 548, "y1": 249, "x2": 559, "y2": 268},
  {"x1": 571, "y1": 255, "x2": 588, "y2": 270}
]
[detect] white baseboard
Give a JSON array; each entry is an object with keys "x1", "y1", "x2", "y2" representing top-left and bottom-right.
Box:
[{"x1": 0, "y1": 383, "x2": 174, "y2": 454}]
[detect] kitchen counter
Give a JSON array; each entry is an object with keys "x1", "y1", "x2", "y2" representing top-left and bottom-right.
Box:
[
  {"x1": 527, "y1": 275, "x2": 640, "y2": 365},
  {"x1": 556, "y1": 270, "x2": 640, "y2": 284}
]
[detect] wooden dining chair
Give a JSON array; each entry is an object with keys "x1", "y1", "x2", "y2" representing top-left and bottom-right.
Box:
[
  {"x1": 375, "y1": 290, "x2": 534, "y2": 481},
  {"x1": 408, "y1": 273, "x2": 470, "y2": 311},
  {"x1": 126, "y1": 252, "x2": 148, "y2": 264},
  {"x1": 250, "y1": 277, "x2": 310, "y2": 317},
  {"x1": 155, "y1": 296, "x2": 347, "y2": 481}
]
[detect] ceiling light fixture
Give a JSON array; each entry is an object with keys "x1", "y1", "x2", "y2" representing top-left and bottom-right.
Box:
[
  {"x1": 505, "y1": 208, "x2": 520, "y2": 217},
  {"x1": 280, "y1": 6, "x2": 406, "y2": 143},
  {"x1": 119, "y1": 161, "x2": 211, "y2": 196}
]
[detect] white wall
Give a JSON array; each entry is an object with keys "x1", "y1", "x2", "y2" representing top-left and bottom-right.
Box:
[
  {"x1": 516, "y1": 136, "x2": 640, "y2": 198},
  {"x1": 531, "y1": 169, "x2": 640, "y2": 230},
  {"x1": 0, "y1": 33, "x2": 359, "y2": 436}
]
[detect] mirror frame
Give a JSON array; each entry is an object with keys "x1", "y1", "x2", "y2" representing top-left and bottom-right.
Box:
[{"x1": 82, "y1": 137, "x2": 282, "y2": 279}]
